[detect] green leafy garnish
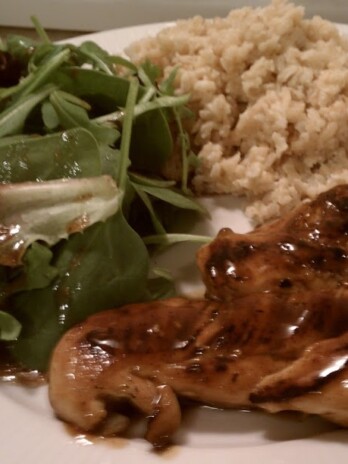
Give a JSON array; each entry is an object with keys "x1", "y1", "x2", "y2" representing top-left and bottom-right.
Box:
[
  {"x1": 0, "y1": 311, "x2": 21, "y2": 341},
  {"x1": 0, "y1": 20, "x2": 211, "y2": 370}
]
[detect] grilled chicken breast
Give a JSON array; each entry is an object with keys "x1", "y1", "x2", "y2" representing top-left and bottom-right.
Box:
[
  {"x1": 48, "y1": 185, "x2": 348, "y2": 447},
  {"x1": 197, "y1": 184, "x2": 348, "y2": 300},
  {"x1": 251, "y1": 331, "x2": 348, "y2": 427},
  {"x1": 49, "y1": 291, "x2": 348, "y2": 447}
]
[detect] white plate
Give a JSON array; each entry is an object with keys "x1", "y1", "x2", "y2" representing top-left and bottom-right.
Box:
[{"x1": 1, "y1": 21, "x2": 348, "y2": 464}]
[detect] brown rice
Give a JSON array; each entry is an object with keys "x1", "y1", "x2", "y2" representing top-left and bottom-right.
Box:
[{"x1": 126, "y1": 0, "x2": 348, "y2": 224}]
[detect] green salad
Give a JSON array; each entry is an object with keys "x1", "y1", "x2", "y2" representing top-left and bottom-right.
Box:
[{"x1": 0, "y1": 21, "x2": 209, "y2": 371}]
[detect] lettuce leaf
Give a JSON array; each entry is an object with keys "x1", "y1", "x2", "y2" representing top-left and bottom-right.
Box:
[
  {"x1": 11, "y1": 211, "x2": 150, "y2": 370},
  {"x1": 0, "y1": 175, "x2": 121, "y2": 266},
  {"x1": 0, "y1": 128, "x2": 102, "y2": 183}
]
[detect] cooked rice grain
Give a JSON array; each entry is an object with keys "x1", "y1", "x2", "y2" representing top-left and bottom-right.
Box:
[{"x1": 126, "y1": 0, "x2": 348, "y2": 224}]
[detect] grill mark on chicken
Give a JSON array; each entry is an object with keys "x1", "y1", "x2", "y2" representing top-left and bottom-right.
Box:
[{"x1": 49, "y1": 185, "x2": 348, "y2": 448}]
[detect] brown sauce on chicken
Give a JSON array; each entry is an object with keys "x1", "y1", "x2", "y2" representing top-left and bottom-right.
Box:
[{"x1": 48, "y1": 185, "x2": 348, "y2": 448}]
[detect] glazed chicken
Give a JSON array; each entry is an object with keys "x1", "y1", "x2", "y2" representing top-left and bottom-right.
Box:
[
  {"x1": 49, "y1": 185, "x2": 348, "y2": 447},
  {"x1": 197, "y1": 184, "x2": 348, "y2": 300}
]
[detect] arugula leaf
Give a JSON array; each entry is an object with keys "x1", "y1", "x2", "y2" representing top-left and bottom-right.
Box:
[
  {"x1": 0, "y1": 311, "x2": 21, "y2": 341},
  {"x1": 129, "y1": 172, "x2": 176, "y2": 188},
  {"x1": 135, "y1": 183, "x2": 207, "y2": 215},
  {"x1": 131, "y1": 182, "x2": 167, "y2": 235},
  {"x1": 147, "y1": 276, "x2": 175, "y2": 300},
  {"x1": 129, "y1": 109, "x2": 173, "y2": 173},
  {"x1": 5, "y1": 34, "x2": 37, "y2": 66},
  {"x1": 158, "y1": 67, "x2": 178, "y2": 96},
  {"x1": 30, "y1": 15, "x2": 51, "y2": 44},
  {"x1": 51, "y1": 67, "x2": 138, "y2": 112},
  {"x1": 0, "y1": 244, "x2": 58, "y2": 308},
  {"x1": 0, "y1": 48, "x2": 69, "y2": 101},
  {"x1": 21, "y1": 47, "x2": 70, "y2": 97},
  {"x1": 49, "y1": 90, "x2": 119, "y2": 145},
  {"x1": 117, "y1": 78, "x2": 138, "y2": 191},
  {"x1": 21, "y1": 243, "x2": 58, "y2": 290},
  {"x1": 140, "y1": 60, "x2": 161, "y2": 84},
  {"x1": 140, "y1": 60, "x2": 196, "y2": 192},
  {"x1": 0, "y1": 84, "x2": 55, "y2": 137},
  {"x1": 41, "y1": 100, "x2": 60, "y2": 130},
  {"x1": 73, "y1": 41, "x2": 138, "y2": 74},
  {"x1": 77, "y1": 41, "x2": 114, "y2": 75}
]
